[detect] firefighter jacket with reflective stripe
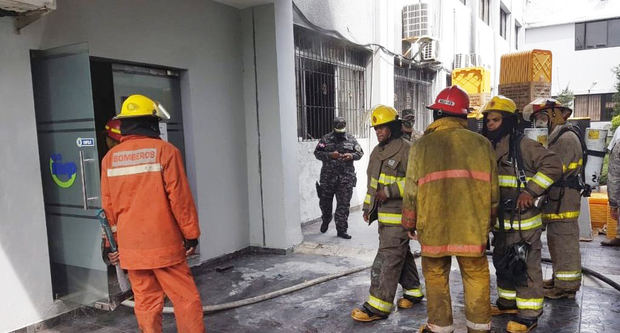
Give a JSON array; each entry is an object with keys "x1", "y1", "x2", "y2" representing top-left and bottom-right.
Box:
[
  {"x1": 543, "y1": 124, "x2": 583, "y2": 222},
  {"x1": 101, "y1": 135, "x2": 201, "y2": 270},
  {"x1": 363, "y1": 137, "x2": 410, "y2": 225},
  {"x1": 494, "y1": 134, "x2": 563, "y2": 231},
  {"x1": 402, "y1": 117, "x2": 499, "y2": 257}
]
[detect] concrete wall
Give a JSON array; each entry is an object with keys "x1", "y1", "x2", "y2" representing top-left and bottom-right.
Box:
[
  {"x1": 526, "y1": 23, "x2": 620, "y2": 95},
  {"x1": 0, "y1": 16, "x2": 63, "y2": 333},
  {"x1": 241, "y1": 2, "x2": 303, "y2": 247},
  {"x1": 0, "y1": 0, "x2": 249, "y2": 330}
]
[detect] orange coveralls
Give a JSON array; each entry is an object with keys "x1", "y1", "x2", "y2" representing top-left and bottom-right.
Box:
[{"x1": 101, "y1": 135, "x2": 204, "y2": 333}]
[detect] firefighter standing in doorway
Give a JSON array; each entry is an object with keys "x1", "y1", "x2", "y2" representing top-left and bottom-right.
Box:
[
  {"x1": 101, "y1": 94, "x2": 205, "y2": 333},
  {"x1": 314, "y1": 117, "x2": 364, "y2": 239},
  {"x1": 523, "y1": 98, "x2": 584, "y2": 300},
  {"x1": 481, "y1": 96, "x2": 562, "y2": 332},
  {"x1": 351, "y1": 105, "x2": 423, "y2": 322},
  {"x1": 402, "y1": 85, "x2": 497, "y2": 333}
]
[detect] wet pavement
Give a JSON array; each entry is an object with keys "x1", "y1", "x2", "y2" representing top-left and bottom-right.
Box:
[{"x1": 32, "y1": 208, "x2": 620, "y2": 333}]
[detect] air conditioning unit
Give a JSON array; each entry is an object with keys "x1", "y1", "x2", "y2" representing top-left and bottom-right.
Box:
[
  {"x1": 402, "y1": 3, "x2": 431, "y2": 40},
  {"x1": 421, "y1": 40, "x2": 438, "y2": 61},
  {"x1": 454, "y1": 54, "x2": 482, "y2": 68},
  {"x1": 0, "y1": 0, "x2": 55, "y2": 13}
]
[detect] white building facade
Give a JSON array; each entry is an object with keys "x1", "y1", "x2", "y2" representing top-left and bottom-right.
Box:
[
  {"x1": 1, "y1": 0, "x2": 526, "y2": 331},
  {"x1": 525, "y1": 0, "x2": 620, "y2": 122}
]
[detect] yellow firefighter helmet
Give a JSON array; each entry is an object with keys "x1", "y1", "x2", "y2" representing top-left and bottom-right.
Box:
[
  {"x1": 370, "y1": 105, "x2": 399, "y2": 127},
  {"x1": 115, "y1": 94, "x2": 171, "y2": 120}
]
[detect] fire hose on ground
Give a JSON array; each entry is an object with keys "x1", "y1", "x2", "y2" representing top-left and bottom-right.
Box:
[
  {"x1": 121, "y1": 264, "x2": 372, "y2": 314},
  {"x1": 119, "y1": 250, "x2": 619, "y2": 314}
]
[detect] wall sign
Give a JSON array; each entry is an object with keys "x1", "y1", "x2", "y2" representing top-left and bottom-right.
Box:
[
  {"x1": 49, "y1": 153, "x2": 77, "y2": 188},
  {"x1": 76, "y1": 137, "x2": 95, "y2": 147}
]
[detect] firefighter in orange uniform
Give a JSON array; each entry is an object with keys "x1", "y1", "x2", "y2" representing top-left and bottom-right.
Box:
[{"x1": 101, "y1": 94, "x2": 205, "y2": 333}]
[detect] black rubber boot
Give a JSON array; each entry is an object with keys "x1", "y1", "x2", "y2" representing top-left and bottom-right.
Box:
[
  {"x1": 320, "y1": 220, "x2": 329, "y2": 233},
  {"x1": 337, "y1": 232, "x2": 352, "y2": 239}
]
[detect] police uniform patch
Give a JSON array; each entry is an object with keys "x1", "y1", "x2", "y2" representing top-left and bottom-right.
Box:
[{"x1": 355, "y1": 144, "x2": 362, "y2": 152}]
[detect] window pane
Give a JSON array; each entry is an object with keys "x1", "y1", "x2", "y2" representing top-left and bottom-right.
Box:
[
  {"x1": 586, "y1": 21, "x2": 607, "y2": 48},
  {"x1": 575, "y1": 23, "x2": 585, "y2": 50},
  {"x1": 608, "y1": 19, "x2": 620, "y2": 47}
]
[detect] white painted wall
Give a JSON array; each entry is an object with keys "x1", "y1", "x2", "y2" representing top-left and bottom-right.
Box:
[
  {"x1": 294, "y1": 0, "x2": 375, "y2": 46},
  {"x1": 526, "y1": 23, "x2": 620, "y2": 95},
  {"x1": 290, "y1": 0, "x2": 397, "y2": 223},
  {"x1": 526, "y1": 0, "x2": 620, "y2": 28},
  {"x1": 0, "y1": 0, "x2": 250, "y2": 330}
]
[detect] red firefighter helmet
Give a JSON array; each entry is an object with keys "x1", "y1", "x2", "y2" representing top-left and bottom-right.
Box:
[
  {"x1": 427, "y1": 85, "x2": 470, "y2": 115},
  {"x1": 104, "y1": 119, "x2": 122, "y2": 142}
]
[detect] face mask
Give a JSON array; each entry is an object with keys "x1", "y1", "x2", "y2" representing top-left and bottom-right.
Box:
[{"x1": 534, "y1": 118, "x2": 548, "y2": 128}]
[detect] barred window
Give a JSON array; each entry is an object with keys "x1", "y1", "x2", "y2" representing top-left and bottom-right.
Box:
[
  {"x1": 393, "y1": 61, "x2": 435, "y2": 133},
  {"x1": 294, "y1": 26, "x2": 370, "y2": 141}
]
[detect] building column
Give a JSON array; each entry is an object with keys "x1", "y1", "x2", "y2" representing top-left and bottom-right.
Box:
[{"x1": 241, "y1": 0, "x2": 303, "y2": 250}]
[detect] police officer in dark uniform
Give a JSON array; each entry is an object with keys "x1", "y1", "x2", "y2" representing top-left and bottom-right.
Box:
[
  {"x1": 401, "y1": 108, "x2": 422, "y2": 142},
  {"x1": 314, "y1": 117, "x2": 364, "y2": 239}
]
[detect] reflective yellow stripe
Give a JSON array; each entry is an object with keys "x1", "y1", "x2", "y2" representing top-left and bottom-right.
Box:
[
  {"x1": 516, "y1": 297, "x2": 543, "y2": 310},
  {"x1": 426, "y1": 324, "x2": 455, "y2": 333},
  {"x1": 531, "y1": 172, "x2": 553, "y2": 189},
  {"x1": 543, "y1": 211, "x2": 580, "y2": 220},
  {"x1": 378, "y1": 212, "x2": 402, "y2": 225},
  {"x1": 466, "y1": 320, "x2": 491, "y2": 331},
  {"x1": 562, "y1": 159, "x2": 583, "y2": 172},
  {"x1": 498, "y1": 287, "x2": 516, "y2": 300},
  {"x1": 378, "y1": 173, "x2": 405, "y2": 185},
  {"x1": 494, "y1": 214, "x2": 543, "y2": 231},
  {"x1": 370, "y1": 178, "x2": 378, "y2": 189},
  {"x1": 404, "y1": 288, "x2": 423, "y2": 297},
  {"x1": 555, "y1": 271, "x2": 582, "y2": 281},
  {"x1": 396, "y1": 180, "x2": 405, "y2": 197},
  {"x1": 498, "y1": 175, "x2": 535, "y2": 188},
  {"x1": 498, "y1": 175, "x2": 518, "y2": 188},
  {"x1": 364, "y1": 194, "x2": 371, "y2": 205},
  {"x1": 367, "y1": 295, "x2": 392, "y2": 312}
]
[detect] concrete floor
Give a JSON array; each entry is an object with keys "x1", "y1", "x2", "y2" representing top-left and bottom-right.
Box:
[{"x1": 35, "y1": 209, "x2": 620, "y2": 332}]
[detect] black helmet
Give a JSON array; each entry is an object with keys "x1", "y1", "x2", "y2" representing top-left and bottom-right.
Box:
[{"x1": 334, "y1": 117, "x2": 346, "y2": 133}]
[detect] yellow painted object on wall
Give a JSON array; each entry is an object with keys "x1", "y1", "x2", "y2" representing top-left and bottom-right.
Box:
[
  {"x1": 452, "y1": 67, "x2": 491, "y2": 94},
  {"x1": 500, "y1": 49, "x2": 552, "y2": 84}
]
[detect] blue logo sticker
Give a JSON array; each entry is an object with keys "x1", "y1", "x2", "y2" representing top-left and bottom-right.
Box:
[{"x1": 49, "y1": 153, "x2": 77, "y2": 188}]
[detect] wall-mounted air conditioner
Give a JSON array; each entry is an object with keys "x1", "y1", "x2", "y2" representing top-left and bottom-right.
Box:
[
  {"x1": 402, "y1": 2, "x2": 432, "y2": 40},
  {"x1": 454, "y1": 54, "x2": 482, "y2": 69},
  {"x1": 0, "y1": 0, "x2": 55, "y2": 13},
  {"x1": 421, "y1": 40, "x2": 438, "y2": 61}
]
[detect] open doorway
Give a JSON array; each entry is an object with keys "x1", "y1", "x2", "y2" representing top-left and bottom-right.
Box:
[{"x1": 31, "y1": 44, "x2": 188, "y2": 307}]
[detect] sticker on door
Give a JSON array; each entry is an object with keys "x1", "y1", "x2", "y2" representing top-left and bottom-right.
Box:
[
  {"x1": 49, "y1": 153, "x2": 77, "y2": 188},
  {"x1": 76, "y1": 137, "x2": 95, "y2": 147}
]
